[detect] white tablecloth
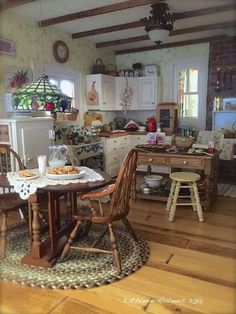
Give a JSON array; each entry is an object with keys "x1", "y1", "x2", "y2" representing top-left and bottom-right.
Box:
[{"x1": 7, "y1": 166, "x2": 104, "y2": 200}]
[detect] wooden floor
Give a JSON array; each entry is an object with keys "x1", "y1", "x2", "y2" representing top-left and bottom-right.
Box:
[{"x1": 1, "y1": 196, "x2": 236, "y2": 314}]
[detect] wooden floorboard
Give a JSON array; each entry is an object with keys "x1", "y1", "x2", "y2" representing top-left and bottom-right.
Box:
[
  {"x1": 1, "y1": 196, "x2": 236, "y2": 314},
  {"x1": 187, "y1": 239, "x2": 236, "y2": 259}
]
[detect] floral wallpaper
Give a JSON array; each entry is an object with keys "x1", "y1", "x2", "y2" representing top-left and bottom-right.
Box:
[
  {"x1": 0, "y1": 10, "x2": 116, "y2": 118},
  {"x1": 116, "y1": 44, "x2": 209, "y2": 103}
]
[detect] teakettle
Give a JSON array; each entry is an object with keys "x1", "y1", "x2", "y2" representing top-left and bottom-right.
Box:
[{"x1": 147, "y1": 117, "x2": 157, "y2": 132}]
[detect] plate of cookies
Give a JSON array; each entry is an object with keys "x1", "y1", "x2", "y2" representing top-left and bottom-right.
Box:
[
  {"x1": 46, "y1": 166, "x2": 85, "y2": 180},
  {"x1": 17, "y1": 170, "x2": 39, "y2": 180}
]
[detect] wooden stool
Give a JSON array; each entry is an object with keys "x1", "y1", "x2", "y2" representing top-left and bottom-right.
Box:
[{"x1": 166, "y1": 172, "x2": 204, "y2": 222}]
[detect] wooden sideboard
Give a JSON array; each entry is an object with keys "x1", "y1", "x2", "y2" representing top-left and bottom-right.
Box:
[{"x1": 135, "y1": 150, "x2": 219, "y2": 211}]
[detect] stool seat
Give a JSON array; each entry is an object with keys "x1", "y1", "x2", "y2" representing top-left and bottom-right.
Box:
[
  {"x1": 166, "y1": 171, "x2": 204, "y2": 222},
  {"x1": 170, "y1": 172, "x2": 200, "y2": 182}
]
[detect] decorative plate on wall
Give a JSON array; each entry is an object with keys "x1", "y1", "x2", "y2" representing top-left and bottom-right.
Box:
[{"x1": 52, "y1": 40, "x2": 69, "y2": 63}]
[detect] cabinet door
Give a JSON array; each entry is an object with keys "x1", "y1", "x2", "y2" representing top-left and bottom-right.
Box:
[
  {"x1": 101, "y1": 75, "x2": 116, "y2": 110},
  {"x1": 129, "y1": 134, "x2": 147, "y2": 148},
  {"x1": 138, "y1": 77, "x2": 157, "y2": 109},
  {"x1": 115, "y1": 77, "x2": 138, "y2": 110},
  {"x1": 86, "y1": 74, "x2": 101, "y2": 110},
  {"x1": 86, "y1": 74, "x2": 115, "y2": 110}
]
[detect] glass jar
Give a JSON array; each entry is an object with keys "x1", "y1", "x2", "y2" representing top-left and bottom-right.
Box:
[{"x1": 48, "y1": 146, "x2": 66, "y2": 168}]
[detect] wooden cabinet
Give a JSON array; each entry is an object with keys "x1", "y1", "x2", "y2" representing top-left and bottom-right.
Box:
[
  {"x1": 86, "y1": 74, "x2": 116, "y2": 111},
  {"x1": 138, "y1": 77, "x2": 157, "y2": 110},
  {"x1": 156, "y1": 103, "x2": 178, "y2": 134},
  {"x1": 136, "y1": 151, "x2": 219, "y2": 211},
  {"x1": 115, "y1": 77, "x2": 138, "y2": 110}
]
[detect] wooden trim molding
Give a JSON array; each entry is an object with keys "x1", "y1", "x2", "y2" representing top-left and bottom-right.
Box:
[
  {"x1": 0, "y1": 0, "x2": 37, "y2": 11},
  {"x1": 115, "y1": 35, "x2": 226, "y2": 55},
  {"x1": 96, "y1": 21, "x2": 236, "y2": 48},
  {"x1": 39, "y1": 0, "x2": 162, "y2": 27},
  {"x1": 72, "y1": 3, "x2": 235, "y2": 39}
]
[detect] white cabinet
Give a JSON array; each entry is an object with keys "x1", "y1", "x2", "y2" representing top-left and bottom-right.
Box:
[
  {"x1": 86, "y1": 75, "x2": 158, "y2": 111},
  {"x1": 115, "y1": 77, "x2": 139, "y2": 110},
  {"x1": 138, "y1": 77, "x2": 157, "y2": 110},
  {"x1": 129, "y1": 134, "x2": 148, "y2": 172},
  {"x1": 129, "y1": 134, "x2": 147, "y2": 148},
  {"x1": 86, "y1": 74, "x2": 116, "y2": 111},
  {"x1": 103, "y1": 134, "x2": 147, "y2": 176},
  {"x1": 0, "y1": 117, "x2": 53, "y2": 169},
  {"x1": 103, "y1": 135, "x2": 129, "y2": 177}
]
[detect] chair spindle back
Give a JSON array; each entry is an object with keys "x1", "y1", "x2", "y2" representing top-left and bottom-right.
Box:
[{"x1": 110, "y1": 149, "x2": 137, "y2": 217}]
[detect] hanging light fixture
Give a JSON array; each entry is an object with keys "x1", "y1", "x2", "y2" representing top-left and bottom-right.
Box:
[
  {"x1": 142, "y1": 3, "x2": 175, "y2": 44},
  {"x1": 11, "y1": 0, "x2": 72, "y2": 113},
  {"x1": 12, "y1": 74, "x2": 72, "y2": 112}
]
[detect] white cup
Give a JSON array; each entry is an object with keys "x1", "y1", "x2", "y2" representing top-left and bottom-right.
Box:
[{"x1": 38, "y1": 155, "x2": 47, "y2": 175}]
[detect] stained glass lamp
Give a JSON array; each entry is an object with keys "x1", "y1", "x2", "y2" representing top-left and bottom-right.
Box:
[{"x1": 12, "y1": 74, "x2": 72, "y2": 112}]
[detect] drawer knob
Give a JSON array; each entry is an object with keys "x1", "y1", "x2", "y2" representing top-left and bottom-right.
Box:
[
  {"x1": 149, "y1": 158, "x2": 153, "y2": 162},
  {"x1": 183, "y1": 160, "x2": 187, "y2": 164}
]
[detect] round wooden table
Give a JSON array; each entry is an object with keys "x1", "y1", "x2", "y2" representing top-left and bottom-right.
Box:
[{"x1": 20, "y1": 170, "x2": 112, "y2": 267}]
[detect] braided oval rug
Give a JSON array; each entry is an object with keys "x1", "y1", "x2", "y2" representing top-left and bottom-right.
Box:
[{"x1": 0, "y1": 224, "x2": 149, "y2": 289}]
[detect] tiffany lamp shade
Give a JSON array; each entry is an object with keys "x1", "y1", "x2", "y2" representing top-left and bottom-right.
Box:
[{"x1": 12, "y1": 75, "x2": 72, "y2": 112}]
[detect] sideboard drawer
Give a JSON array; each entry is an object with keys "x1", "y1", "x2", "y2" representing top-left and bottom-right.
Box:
[
  {"x1": 138, "y1": 154, "x2": 167, "y2": 165},
  {"x1": 169, "y1": 157, "x2": 203, "y2": 168}
]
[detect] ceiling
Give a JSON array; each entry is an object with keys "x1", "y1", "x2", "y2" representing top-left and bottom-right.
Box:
[{"x1": 1, "y1": 0, "x2": 236, "y2": 55}]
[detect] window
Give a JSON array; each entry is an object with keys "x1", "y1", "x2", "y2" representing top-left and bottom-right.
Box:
[
  {"x1": 169, "y1": 56, "x2": 208, "y2": 130},
  {"x1": 49, "y1": 78, "x2": 75, "y2": 108},
  {"x1": 178, "y1": 68, "x2": 198, "y2": 118},
  {"x1": 33, "y1": 63, "x2": 82, "y2": 123}
]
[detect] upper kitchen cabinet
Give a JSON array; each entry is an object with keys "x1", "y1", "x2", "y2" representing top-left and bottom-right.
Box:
[
  {"x1": 115, "y1": 77, "x2": 139, "y2": 110},
  {"x1": 86, "y1": 74, "x2": 116, "y2": 111},
  {"x1": 138, "y1": 77, "x2": 157, "y2": 110}
]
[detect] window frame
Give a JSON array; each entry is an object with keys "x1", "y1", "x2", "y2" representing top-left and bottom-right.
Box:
[{"x1": 168, "y1": 56, "x2": 209, "y2": 130}]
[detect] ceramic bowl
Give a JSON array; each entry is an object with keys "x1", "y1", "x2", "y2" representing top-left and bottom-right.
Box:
[
  {"x1": 175, "y1": 136, "x2": 195, "y2": 149},
  {"x1": 144, "y1": 175, "x2": 163, "y2": 188}
]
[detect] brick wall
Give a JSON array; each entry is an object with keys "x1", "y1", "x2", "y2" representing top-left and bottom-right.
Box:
[{"x1": 206, "y1": 36, "x2": 236, "y2": 130}]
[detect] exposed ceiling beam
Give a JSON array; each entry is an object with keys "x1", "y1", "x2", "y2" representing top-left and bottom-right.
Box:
[
  {"x1": 115, "y1": 35, "x2": 226, "y2": 55},
  {"x1": 0, "y1": 0, "x2": 37, "y2": 11},
  {"x1": 72, "y1": 3, "x2": 235, "y2": 39},
  {"x1": 96, "y1": 21, "x2": 236, "y2": 48},
  {"x1": 39, "y1": 0, "x2": 163, "y2": 27}
]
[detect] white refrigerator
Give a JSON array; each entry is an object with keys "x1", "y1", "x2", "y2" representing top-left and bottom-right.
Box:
[{"x1": 0, "y1": 117, "x2": 54, "y2": 169}]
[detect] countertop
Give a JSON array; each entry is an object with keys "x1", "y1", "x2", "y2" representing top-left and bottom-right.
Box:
[{"x1": 99, "y1": 131, "x2": 148, "y2": 138}]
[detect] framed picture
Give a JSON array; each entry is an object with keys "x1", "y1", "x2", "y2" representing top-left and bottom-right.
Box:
[
  {"x1": 145, "y1": 64, "x2": 160, "y2": 76},
  {"x1": 4, "y1": 68, "x2": 33, "y2": 93},
  {"x1": 0, "y1": 37, "x2": 16, "y2": 56}
]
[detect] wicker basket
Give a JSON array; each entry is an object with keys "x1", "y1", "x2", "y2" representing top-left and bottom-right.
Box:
[{"x1": 175, "y1": 136, "x2": 195, "y2": 149}]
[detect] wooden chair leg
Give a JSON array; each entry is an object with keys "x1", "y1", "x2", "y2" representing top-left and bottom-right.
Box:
[
  {"x1": 108, "y1": 223, "x2": 121, "y2": 274},
  {"x1": 189, "y1": 183, "x2": 197, "y2": 211},
  {"x1": 0, "y1": 213, "x2": 7, "y2": 259},
  {"x1": 59, "y1": 220, "x2": 81, "y2": 261},
  {"x1": 166, "y1": 180, "x2": 176, "y2": 212},
  {"x1": 193, "y1": 183, "x2": 204, "y2": 222},
  {"x1": 169, "y1": 181, "x2": 180, "y2": 222},
  {"x1": 122, "y1": 217, "x2": 138, "y2": 241}
]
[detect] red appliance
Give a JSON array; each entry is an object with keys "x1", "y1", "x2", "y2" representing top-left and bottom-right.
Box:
[{"x1": 147, "y1": 117, "x2": 157, "y2": 132}]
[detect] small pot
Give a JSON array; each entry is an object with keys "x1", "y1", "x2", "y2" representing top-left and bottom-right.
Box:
[
  {"x1": 144, "y1": 175, "x2": 163, "y2": 188},
  {"x1": 141, "y1": 187, "x2": 152, "y2": 194}
]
